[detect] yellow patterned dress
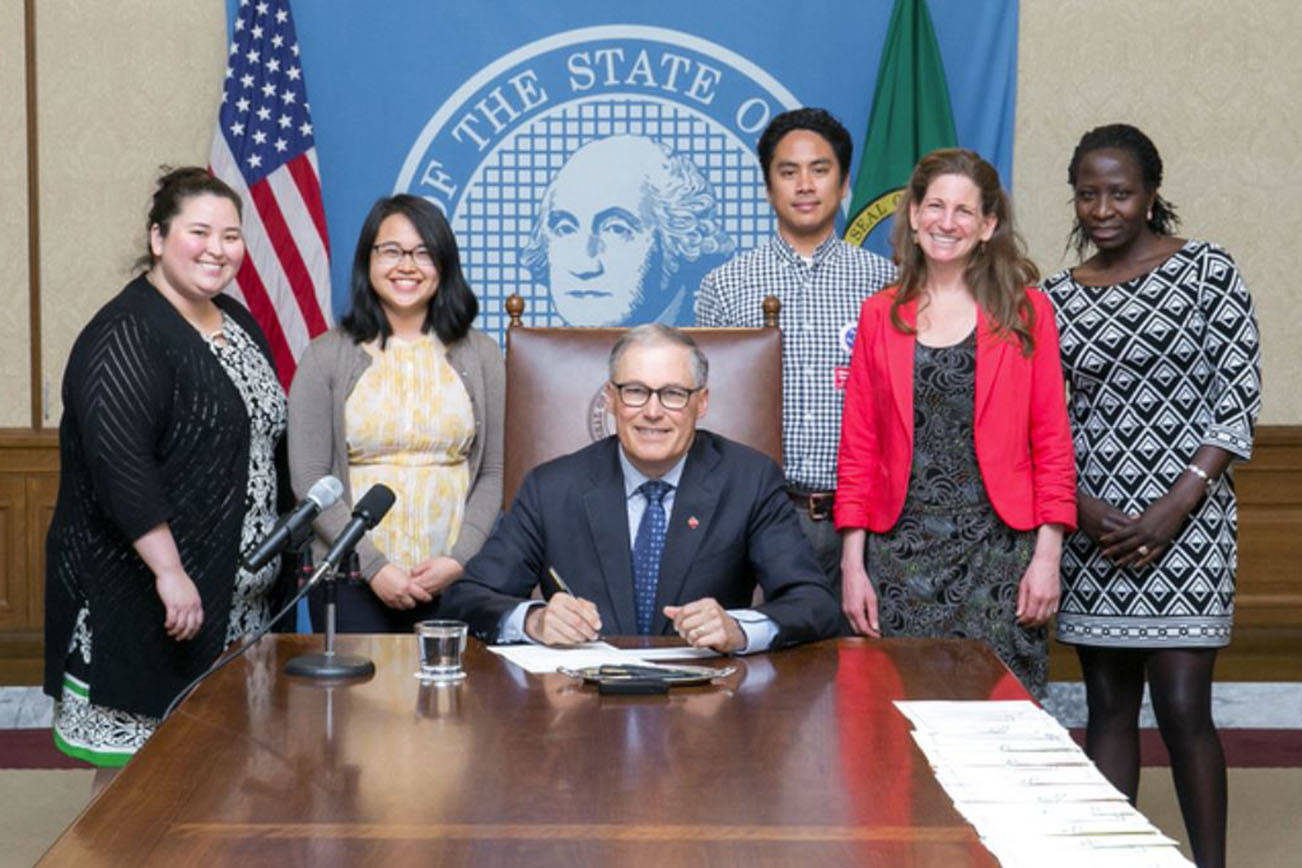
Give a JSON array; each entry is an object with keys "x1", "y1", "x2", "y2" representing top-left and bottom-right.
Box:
[{"x1": 345, "y1": 336, "x2": 475, "y2": 569}]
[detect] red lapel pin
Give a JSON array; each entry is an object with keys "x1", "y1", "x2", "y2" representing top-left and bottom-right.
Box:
[{"x1": 687, "y1": 516, "x2": 699, "y2": 530}]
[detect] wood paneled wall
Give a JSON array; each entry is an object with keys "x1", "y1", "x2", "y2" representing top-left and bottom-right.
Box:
[
  {"x1": 1235, "y1": 427, "x2": 1302, "y2": 624},
  {"x1": 3, "y1": 427, "x2": 1301, "y2": 683},
  {"x1": 0, "y1": 429, "x2": 57, "y2": 682}
]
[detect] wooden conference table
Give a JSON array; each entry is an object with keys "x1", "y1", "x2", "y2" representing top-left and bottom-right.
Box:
[{"x1": 42, "y1": 635, "x2": 1029, "y2": 866}]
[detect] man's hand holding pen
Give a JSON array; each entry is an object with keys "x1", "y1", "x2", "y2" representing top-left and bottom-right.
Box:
[
  {"x1": 524, "y1": 593, "x2": 602, "y2": 645},
  {"x1": 525, "y1": 567, "x2": 601, "y2": 645}
]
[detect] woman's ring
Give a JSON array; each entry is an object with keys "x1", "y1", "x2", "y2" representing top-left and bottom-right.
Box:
[{"x1": 1137, "y1": 544, "x2": 1151, "y2": 556}]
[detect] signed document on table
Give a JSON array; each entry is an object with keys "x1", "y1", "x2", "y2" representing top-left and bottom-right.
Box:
[{"x1": 487, "y1": 641, "x2": 719, "y2": 674}]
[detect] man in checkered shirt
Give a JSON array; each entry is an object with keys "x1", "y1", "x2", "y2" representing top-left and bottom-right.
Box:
[{"x1": 695, "y1": 108, "x2": 896, "y2": 623}]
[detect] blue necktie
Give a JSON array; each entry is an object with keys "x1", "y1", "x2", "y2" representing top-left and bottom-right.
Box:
[{"x1": 632, "y1": 480, "x2": 671, "y2": 635}]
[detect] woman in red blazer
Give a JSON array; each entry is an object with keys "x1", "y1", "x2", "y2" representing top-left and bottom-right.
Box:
[{"x1": 834, "y1": 149, "x2": 1075, "y2": 698}]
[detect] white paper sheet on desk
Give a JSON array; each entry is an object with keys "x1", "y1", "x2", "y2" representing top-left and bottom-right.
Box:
[
  {"x1": 939, "y1": 778, "x2": 1127, "y2": 804},
  {"x1": 936, "y1": 762, "x2": 1115, "y2": 789},
  {"x1": 915, "y1": 729, "x2": 1078, "y2": 751},
  {"x1": 982, "y1": 835, "x2": 1192, "y2": 868},
  {"x1": 954, "y1": 800, "x2": 1158, "y2": 836},
  {"x1": 486, "y1": 642, "x2": 639, "y2": 674},
  {"x1": 914, "y1": 741, "x2": 1089, "y2": 770},
  {"x1": 893, "y1": 700, "x2": 1061, "y2": 734},
  {"x1": 911, "y1": 729, "x2": 1087, "y2": 762},
  {"x1": 961, "y1": 800, "x2": 1142, "y2": 823}
]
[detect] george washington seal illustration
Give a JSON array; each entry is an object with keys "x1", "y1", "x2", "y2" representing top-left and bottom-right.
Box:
[{"x1": 396, "y1": 25, "x2": 800, "y2": 342}]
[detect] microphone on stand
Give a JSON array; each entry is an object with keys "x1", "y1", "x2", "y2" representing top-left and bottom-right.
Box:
[
  {"x1": 302, "y1": 484, "x2": 397, "y2": 591},
  {"x1": 243, "y1": 476, "x2": 343, "y2": 572},
  {"x1": 160, "y1": 484, "x2": 392, "y2": 716},
  {"x1": 287, "y1": 484, "x2": 396, "y2": 680}
]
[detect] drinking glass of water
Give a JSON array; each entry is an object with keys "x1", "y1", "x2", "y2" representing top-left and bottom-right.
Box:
[{"x1": 414, "y1": 620, "x2": 468, "y2": 683}]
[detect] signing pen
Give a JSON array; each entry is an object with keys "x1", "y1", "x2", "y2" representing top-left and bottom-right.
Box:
[
  {"x1": 547, "y1": 566, "x2": 603, "y2": 639},
  {"x1": 547, "y1": 566, "x2": 575, "y2": 596}
]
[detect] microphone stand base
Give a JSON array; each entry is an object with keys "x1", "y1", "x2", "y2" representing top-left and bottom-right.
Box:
[{"x1": 285, "y1": 652, "x2": 376, "y2": 680}]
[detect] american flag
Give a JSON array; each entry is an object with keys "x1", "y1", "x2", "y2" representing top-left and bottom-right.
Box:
[{"x1": 211, "y1": 0, "x2": 331, "y2": 389}]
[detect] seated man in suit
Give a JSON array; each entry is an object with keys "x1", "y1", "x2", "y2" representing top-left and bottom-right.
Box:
[{"x1": 440, "y1": 324, "x2": 840, "y2": 652}]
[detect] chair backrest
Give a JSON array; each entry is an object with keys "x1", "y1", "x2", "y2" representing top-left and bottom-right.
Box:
[{"x1": 502, "y1": 296, "x2": 782, "y2": 508}]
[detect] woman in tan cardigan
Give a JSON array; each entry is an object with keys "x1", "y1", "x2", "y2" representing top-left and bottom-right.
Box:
[{"x1": 288, "y1": 195, "x2": 504, "y2": 631}]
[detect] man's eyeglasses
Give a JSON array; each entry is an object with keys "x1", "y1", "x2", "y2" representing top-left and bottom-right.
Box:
[
  {"x1": 372, "y1": 243, "x2": 435, "y2": 270},
  {"x1": 611, "y1": 381, "x2": 702, "y2": 410}
]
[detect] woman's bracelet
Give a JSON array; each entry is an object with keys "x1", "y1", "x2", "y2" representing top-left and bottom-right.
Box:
[{"x1": 1185, "y1": 463, "x2": 1215, "y2": 490}]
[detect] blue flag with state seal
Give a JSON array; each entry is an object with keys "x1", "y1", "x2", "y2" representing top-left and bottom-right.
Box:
[{"x1": 225, "y1": 1, "x2": 1018, "y2": 343}]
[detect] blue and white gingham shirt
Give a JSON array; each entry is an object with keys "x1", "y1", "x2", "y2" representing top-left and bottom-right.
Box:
[{"x1": 695, "y1": 233, "x2": 896, "y2": 491}]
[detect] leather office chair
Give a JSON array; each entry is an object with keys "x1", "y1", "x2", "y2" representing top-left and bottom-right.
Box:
[{"x1": 502, "y1": 294, "x2": 783, "y2": 508}]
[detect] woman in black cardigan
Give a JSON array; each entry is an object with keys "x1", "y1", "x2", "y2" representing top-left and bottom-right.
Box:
[{"x1": 44, "y1": 168, "x2": 289, "y2": 777}]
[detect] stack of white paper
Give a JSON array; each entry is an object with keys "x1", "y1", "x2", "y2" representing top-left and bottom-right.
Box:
[
  {"x1": 486, "y1": 641, "x2": 634, "y2": 673},
  {"x1": 894, "y1": 700, "x2": 1192, "y2": 867},
  {"x1": 487, "y1": 641, "x2": 718, "y2": 674}
]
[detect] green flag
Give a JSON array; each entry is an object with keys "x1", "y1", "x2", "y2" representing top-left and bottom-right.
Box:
[{"x1": 844, "y1": 0, "x2": 958, "y2": 248}]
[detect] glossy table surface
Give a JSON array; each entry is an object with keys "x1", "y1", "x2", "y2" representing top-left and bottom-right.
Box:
[{"x1": 41, "y1": 635, "x2": 1029, "y2": 866}]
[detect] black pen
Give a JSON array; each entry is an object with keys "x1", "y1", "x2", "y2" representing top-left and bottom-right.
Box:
[
  {"x1": 547, "y1": 566, "x2": 575, "y2": 596},
  {"x1": 597, "y1": 664, "x2": 683, "y2": 679}
]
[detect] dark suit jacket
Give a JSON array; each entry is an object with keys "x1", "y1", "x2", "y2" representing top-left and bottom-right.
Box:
[{"x1": 441, "y1": 430, "x2": 839, "y2": 648}]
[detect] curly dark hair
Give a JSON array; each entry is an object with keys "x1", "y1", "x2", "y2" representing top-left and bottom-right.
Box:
[
  {"x1": 757, "y1": 107, "x2": 853, "y2": 185},
  {"x1": 1066, "y1": 123, "x2": 1181, "y2": 258}
]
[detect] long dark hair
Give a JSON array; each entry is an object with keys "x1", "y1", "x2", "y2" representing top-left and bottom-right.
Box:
[
  {"x1": 135, "y1": 166, "x2": 243, "y2": 271},
  {"x1": 1066, "y1": 123, "x2": 1181, "y2": 259},
  {"x1": 340, "y1": 194, "x2": 478, "y2": 347},
  {"x1": 889, "y1": 148, "x2": 1039, "y2": 355}
]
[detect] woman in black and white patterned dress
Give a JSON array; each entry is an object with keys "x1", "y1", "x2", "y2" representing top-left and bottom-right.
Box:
[
  {"x1": 44, "y1": 168, "x2": 288, "y2": 783},
  {"x1": 1044, "y1": 124, "x2": 1261, "y2": 868}
]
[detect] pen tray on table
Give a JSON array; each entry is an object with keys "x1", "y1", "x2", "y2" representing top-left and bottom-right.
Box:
[{"x1": 558, "y1": 662, "x2": 736, "y2": 687}]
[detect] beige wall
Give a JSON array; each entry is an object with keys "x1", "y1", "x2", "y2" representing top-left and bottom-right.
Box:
[
  {"x1": 0, "y1": 0, "x2": 30, "y2": 426},
  {"x1": 1016, "y1": 0, "x2": 1301, "y2": 424},
  {"x1": 35, "y1": 0, "x2": 225, "y2": 426},
  {"x1": 2, "y1": 1, "x2": 1299, "y2": 426}
]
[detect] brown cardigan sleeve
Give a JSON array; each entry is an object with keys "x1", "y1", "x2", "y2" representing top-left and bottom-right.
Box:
[{"x1": 287, "y1": 330, "x2": 390, "y2": 579}]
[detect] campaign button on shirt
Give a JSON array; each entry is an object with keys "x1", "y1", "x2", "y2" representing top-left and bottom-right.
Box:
[{"x1": 839, "y1": 321, "x2": 857, "y2": 354}]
